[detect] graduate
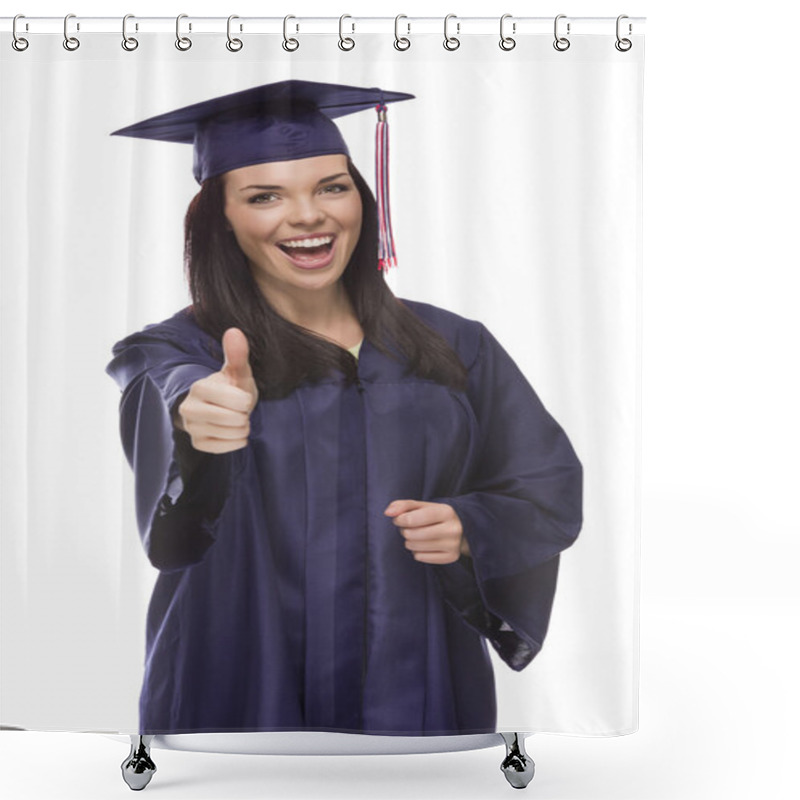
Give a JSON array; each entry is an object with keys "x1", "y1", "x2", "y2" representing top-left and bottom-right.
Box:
[{"x1": 106, "y1": 80, "x2": 583, "y2": 736}]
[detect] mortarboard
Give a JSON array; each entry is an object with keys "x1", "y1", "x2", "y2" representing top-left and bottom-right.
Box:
[{"x1": 111, "y1": 79, "x2": 414, "y2": 270}]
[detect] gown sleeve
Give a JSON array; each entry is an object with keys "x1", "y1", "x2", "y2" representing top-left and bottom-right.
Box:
[
  {"x1": 432, "y1": 323, "x2": 583, "y2": 671},
  {"x1": 106, "y1": 323, "x2": 244, "y2": 572}
]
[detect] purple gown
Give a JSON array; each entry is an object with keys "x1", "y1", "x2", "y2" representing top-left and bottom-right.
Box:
[{"x1": 106, "y1": 299, "x2": 582, "y2": 735}]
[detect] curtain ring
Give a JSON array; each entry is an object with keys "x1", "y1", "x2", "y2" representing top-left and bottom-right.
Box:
[
  {"x1": 338, "y1": 14, "x2": 355, "y2": 51},
  {"x1": 63, "y1": 13, "x2": 80, "y2": 51},
  {"x1": 122, "y1": 14, "x2": 139, "y2": 51},
  {"x1": 282, "y1": 15, "x2": 299, "y2": 51},
  {"x1": 12, "y1": 15, "x2": 29, "y2": 52},
  {"x1": 499, "y1": 13, "x2": 516, "y2": 51},
  {"x1": 226, "y1": 15, "x2": 243, "y2": 51},
  {"x1": 394, "y1": 15, "x2": 410, "y2": 51},
  {"x1": 175, "y1": 14, "x2": 192, "y2": 50},
  {"x1": 443, "y1": 14, "x2": 460, "y2": 51},
  {"x1": 553, "y1": 14, "x2": 570, "y2": 52},
  {"x1": 615, "y1": 15, "x2": 632, "y2": 52}
]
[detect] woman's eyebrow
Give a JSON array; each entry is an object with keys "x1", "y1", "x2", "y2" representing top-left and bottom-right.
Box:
[
  {"x1": 317, "y1": 172, "x2": 349, "y2": 184},
  {"x1": 239, "y1": 173, "x2": 350, "y2": 192},
  {"x1": 240, "y1": 184, "x2": 281, "y2": 192}
]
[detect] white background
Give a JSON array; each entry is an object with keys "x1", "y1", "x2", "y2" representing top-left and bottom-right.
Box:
[
  {"x1": 1, "y1": 12, "x2": 639, "y2": 736},
  {"x1": 1, "y1": 1, "x2": 798, "y2": 800}
]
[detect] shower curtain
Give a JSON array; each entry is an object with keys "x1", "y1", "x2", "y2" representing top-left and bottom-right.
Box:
[{"x1": 0, "y1": 17, "x2": 643, "y2": 739}]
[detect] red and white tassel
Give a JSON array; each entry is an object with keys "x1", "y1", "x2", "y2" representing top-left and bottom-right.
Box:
[{"x1": 375, "y1": 104, "x2": 397, "y2": 271}]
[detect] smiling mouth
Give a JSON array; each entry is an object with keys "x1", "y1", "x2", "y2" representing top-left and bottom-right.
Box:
[{"x1": 278, "y1": 235, "x2": 335, "y2": 265}]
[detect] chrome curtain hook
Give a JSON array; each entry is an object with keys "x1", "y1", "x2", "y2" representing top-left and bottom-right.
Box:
[
  {"x1": 394, "y1": 14, "x2": 410, "y2": 51},
  {"x1": 338, "y1": 14, "x2": 355, "y2": 51},
  {"x1": 122, "y1": 14, "x2": 139, "y2": 51},
  {"x1": 12, "y1": 14, "x2": 29, "y2": 51},
  {"x1": 63, "y1": 13, "x2": 80, "y2": 51},
  {"x1": 283, "y1": 15, "x2": 299, "y2": 51},
  {"x1": 615, "y1": 14, "x2": 632, "y2": 51},
  {"x1": 499, "y1": 13, "x2": 516, "y2": 51},
  {"x1": 227, "y1": 15, "x2": 243, "y2": 51},
  {"x1": 553, "y1": 14, "x2": 570, "y2": 52},
  {"x1": 443, "y1": 13, "x2": 460, "y2": 51},
  {"x1": 175, "y1": 14, "x2": 192, "y2": 50}
]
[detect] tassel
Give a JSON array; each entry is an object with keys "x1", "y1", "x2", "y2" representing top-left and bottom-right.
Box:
[{"x1": 375, "y1": 104, "x2": 397, "y2": 271}]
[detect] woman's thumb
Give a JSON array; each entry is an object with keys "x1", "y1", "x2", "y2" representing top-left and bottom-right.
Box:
[{"x1": 221, "y1": 328, "x2": 254, "y2": 387}]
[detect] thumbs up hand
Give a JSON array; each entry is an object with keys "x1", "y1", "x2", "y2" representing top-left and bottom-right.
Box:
[{"x1": 176, "y1": 328, "x2": 259, "y2": 454}]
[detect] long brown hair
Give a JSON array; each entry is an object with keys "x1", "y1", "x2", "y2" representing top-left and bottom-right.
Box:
[{"x1": 184, "y1": 159, "x2": 468, "y2": 399}]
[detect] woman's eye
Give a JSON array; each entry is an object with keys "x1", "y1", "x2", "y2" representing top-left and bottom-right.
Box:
[
  {"x1": 321, "y1": 183, "x2": 350, "y2": 195},
  {"x1": 248, "y1": 193, "x2": 278, "y2": 204}
]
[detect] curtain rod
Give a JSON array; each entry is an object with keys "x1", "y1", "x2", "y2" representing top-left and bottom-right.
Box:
[{"x1": 2, "y1": 16, "x2": 646, "y2": 37}]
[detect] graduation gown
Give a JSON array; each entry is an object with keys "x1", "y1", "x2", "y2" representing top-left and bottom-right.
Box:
[{"x1": 106, "y1": 299, "x2": 582, "y2": 736}]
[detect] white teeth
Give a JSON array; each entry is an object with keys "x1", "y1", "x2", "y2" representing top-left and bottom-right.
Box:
[{"x1": 281, "y1": 236, "x2": 334, "y2": 248}]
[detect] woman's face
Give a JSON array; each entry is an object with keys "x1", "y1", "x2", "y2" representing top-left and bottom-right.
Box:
[{"x1": 223, "y1": 154, "x2": 363, "y2": 304}]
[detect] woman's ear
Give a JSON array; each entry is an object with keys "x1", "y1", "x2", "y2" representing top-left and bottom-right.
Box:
[
  {"x1": 223, "y1": 210, "x2": 234, "y2": 232},
  {"x1": 220, "y1": 176, "x2": 233, "y2": 231}
]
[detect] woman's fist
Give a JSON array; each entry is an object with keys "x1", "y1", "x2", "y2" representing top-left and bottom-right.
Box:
[
  {"x1": 384, "y1": 499, "x2": 470, "y2": 565},
  {"x1": 176, "y1": 328, "x2": 259, "y2": 454}
]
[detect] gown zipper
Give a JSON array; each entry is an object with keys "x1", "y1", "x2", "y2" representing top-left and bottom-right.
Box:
[{"x1": 354, "y1": 354, "x2": 368, "y2": 729}]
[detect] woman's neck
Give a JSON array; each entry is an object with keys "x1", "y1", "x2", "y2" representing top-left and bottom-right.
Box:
[{"x1": 261, "y1": 281, "x2": 363, "y2": 348}]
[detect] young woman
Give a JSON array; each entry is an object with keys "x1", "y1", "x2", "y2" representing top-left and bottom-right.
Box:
[{"x1": 107, "y1": 80, "x2": 582, "y2": 736}]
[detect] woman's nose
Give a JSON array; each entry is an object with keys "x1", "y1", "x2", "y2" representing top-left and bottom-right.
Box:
[{"x1": 287, "y1": 197, "x2": 325, "y2": 227}]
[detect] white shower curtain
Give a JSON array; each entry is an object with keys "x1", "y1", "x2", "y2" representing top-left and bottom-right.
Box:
[{"x1": 0, "y1": 20, "x2": 643, "y2": 737}]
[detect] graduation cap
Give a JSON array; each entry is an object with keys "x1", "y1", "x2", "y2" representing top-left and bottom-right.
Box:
[{"x1": 111, "y1": 79, "x2": 415, "y2": 270}]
